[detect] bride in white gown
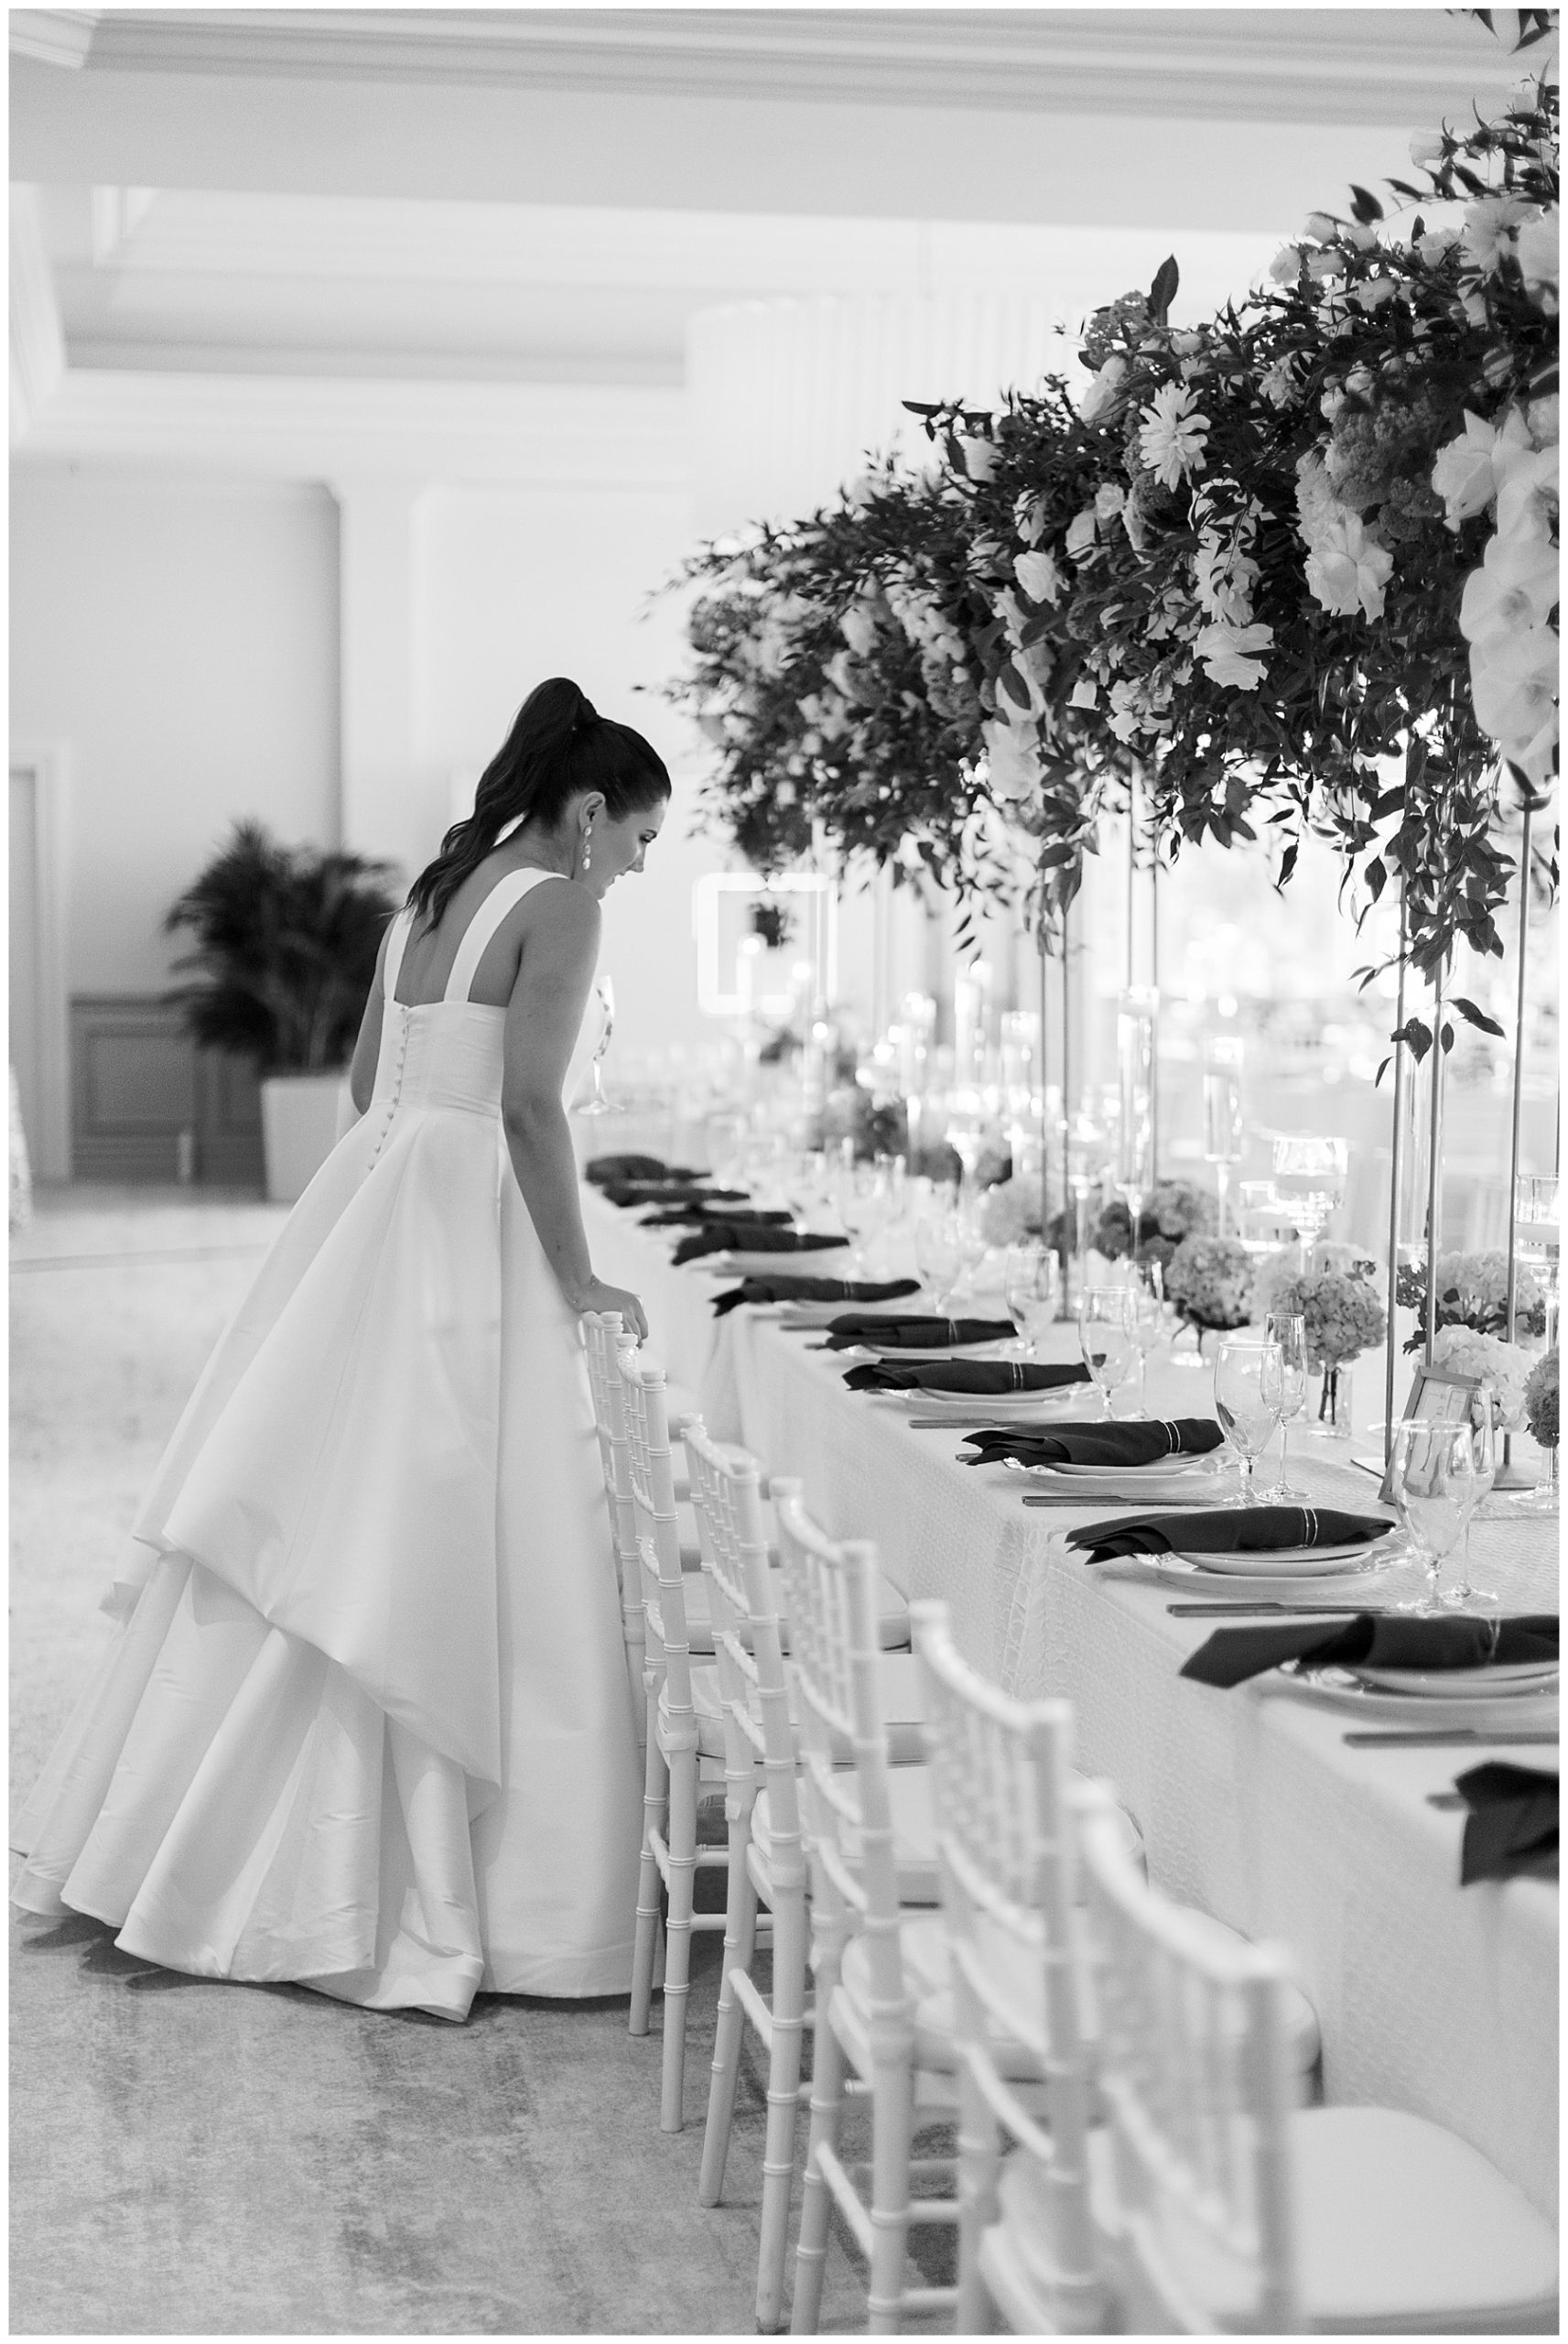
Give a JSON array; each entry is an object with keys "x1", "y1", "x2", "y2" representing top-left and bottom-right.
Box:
[{"x1": 13, "y1": 677, "x2": 667, "y2": 2021}]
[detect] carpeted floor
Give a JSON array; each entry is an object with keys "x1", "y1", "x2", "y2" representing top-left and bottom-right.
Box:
[{"x1": 10, "y1": 1186, "x2": 953, "y2": 2336}]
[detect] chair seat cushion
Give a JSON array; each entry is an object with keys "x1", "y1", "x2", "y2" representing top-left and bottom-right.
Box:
[
  {"x1": 753, "y1": 1763, "x2": 939, "y2": 1904},
  {"x1": 657, "y1": 1661, "x2": 726, "y2": 1759},
  {"x1": 1289, "y1": 2105, "x2": 1558, "y2": 2332},
  {"x1": 839, "y1": 1913, "x2": 1044, "y2": 2083}
]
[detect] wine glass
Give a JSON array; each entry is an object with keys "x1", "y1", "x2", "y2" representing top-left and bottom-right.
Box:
[
  {"x1": 1004, "y1": 1242, "x2": 1061, "y2": 1361},
  {"x1": 1213, "y1": 1335, "x2": 1284, "y2": 1504},
  {"x1": 573, "y1": 977, "x2": 623, "y2": 1116},
  {"x1": 1077, "y1": 1286, "x2": 1136, "y2": 1420},
  {"x1": 914, "y1": 1210, "x2": 964, "y2": 1312},
  {"x1": 1386, "y1": 1417, "x2": 1477, "y2": 1614},
  {"x1": 1262, "y1": 1311, "x2": 1309, "y2": 1500},
  {"x1": 1440, "y1": 1384, "x2": 1498, "y2": 1609},
  {"x1": 1120, "y1": 1258, "x2": 1166, "y2": 1419}
]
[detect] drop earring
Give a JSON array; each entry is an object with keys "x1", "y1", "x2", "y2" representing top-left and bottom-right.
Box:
[{"x1": 579, "y1": 826, "x2": 592, "y2": 876}]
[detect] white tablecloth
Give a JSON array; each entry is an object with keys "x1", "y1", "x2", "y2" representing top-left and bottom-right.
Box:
[{"x1": 583, "y1": 1185, "x2": 1560, "y2": 2219}]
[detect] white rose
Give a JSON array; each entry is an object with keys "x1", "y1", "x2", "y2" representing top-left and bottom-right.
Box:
[
  {"x1": 1078, "y1": 355, "x2": 1130, "y2": 425},
  {"x1": 956, "y1": 434, "x2": 1000, "y2": 483},
  {"x1": 1516, "y1": 209, "x2": 1560, "y2": 295},
  {"x1": 1304, "y1": 514, "x2": 1395, "y2": 621},
  {"x1": 1410, "y1": 129, "x2": 1446, "y2": 166},
  {"x1": 1269, "y1": 244, "x2": 1304, "y2": 285},
  {"x1": 1430, "y1": 412, "x2": 1499, "y2": 526},
  {"x1": 1094, "y1": 483, "x2": 1127, "y2": 520},
  {"x1": 1013, "y1": 549, "x2": 1063, "y2": 604},
  {"x1": 1352, "y1": 278, "x2": 1397, "y2": 310},
  {"x1": 1415, "y1": 225, "x2": 1461, "y2": 265},
  {"x1": 1065, "y1": 508, "x2": 1098, "y2": 557},
  {"x1": 1068, "y1": 677, "x2": 1098, "y2": 709},
  {"x1": 1194, "y1": 620, "x2": 1274, "y2": 691},
  {"x1": 840, "y1": 605, "x2": 878, "y2": 658},
  {"x1": 1342, "y1": 223, "x2": 1379, "y2": 253},
  {"x1": 1013, "y1": 491, "x2": 1048, "y2": 547},
  {"x1": 980, "y1": 712, "x2": 1042, "y2": 805},
  {"x1": 1528, "y1": 393, "x2": 1560, "y2": 449},
  {"x1": 1307, "y1": 249, "x2": 1345, "y2": 281},
  {"x1": 1304, "y1": 212, "x2": 1338, "y2": 243}
]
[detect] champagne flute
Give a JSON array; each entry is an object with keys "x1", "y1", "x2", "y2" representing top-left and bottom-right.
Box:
[
  {"x1": 1387, "y1": 1417, "x2": 1476, "y2": 1614},
  {"x1": 1121, "y1": 1258, "x2": 1166, "y2": 1419},
  {"x1": 572, "y1": 975, "x2": 624, "y2": 1116},
  {"x1": 1262, "y1": 1310, "x2": 1309, "y2": 1500},
  {"x1": 1077, "y1": 1286, "x2": 1136, "y2": 1421},
  {"x1": 1005, "y1": 1242, "x2": 1061, "y2": 1361},
  {"x1": 1440, "y1": 1384, "x2": 1498, "y2": 1609},
  {"x1": 1213, "y1": 1335, "x2": 1283, "y2": 1505},
  {"x1": 914, "y1": 1211, "x2": 964, "y2": 1313}
]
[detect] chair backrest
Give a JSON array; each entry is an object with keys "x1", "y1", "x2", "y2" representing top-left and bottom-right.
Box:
[
  {"x1": 616, "y1": 1337, "x2": 697, "y2": 1722},
  {"x1": 911, "y1": 1599, "x2": 1100, "y2": 2325},
  {"x1": 773, "y1": 1484, "x2": 903, "y2": 1999},
  {"x1": 1074, "y1": 1778, "x2": 1300, "y2": 2335},
  {"x1": 580, "y1": 1310, "x2": 645, "y2": 1685},
  {"x1": 683, "y1": 1424, "x2": 804, "y2": 1869}
]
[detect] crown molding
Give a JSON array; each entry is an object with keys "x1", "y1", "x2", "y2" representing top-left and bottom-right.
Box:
[
  {"x1": 13, "y1": 364, "x2": 689, "y2": 487},
  {"x1": 60, "y1": 7, "x2": 1530, "y2": 128},
  {"x1": 10, "y1": 188, "x2": 68, "y2": 443},
  {"x1": 9, "y1": 9, "x2": 98, "y2": 68}
]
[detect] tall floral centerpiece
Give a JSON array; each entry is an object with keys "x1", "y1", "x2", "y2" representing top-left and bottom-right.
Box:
[{"x1": 1163, "y1": 1235, "x2": 1254, "y2": 1360}]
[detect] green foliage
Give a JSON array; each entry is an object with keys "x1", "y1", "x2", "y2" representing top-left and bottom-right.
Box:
[{"x1": 164, "y1": 820, "x2": 398, "y2": 1073}]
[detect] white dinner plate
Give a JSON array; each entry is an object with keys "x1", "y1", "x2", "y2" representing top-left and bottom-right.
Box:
[
  {"x1": 1281, "y1": 1663, "x2": 1561, "y2": 1723},
  {"x1": 1173, "y1": 1539, "x2": 1395, "y2": 1577},
  {"x1": 699, "y1": 1246, "x2": 850, "y2": 1277},
  {"x1": 905, "y1": 1390, "x2": 1084, "y2": 1419},
  {"x1": 1350, "y1": 1660, "x2": 1561, "y2": 1699},
  {"x1": 1142, "y1": 1552, "x2": 1392, "y2": 1601},
  {"x1": 1030, "y1": 1455, "x2": 1217, "y2": 1481},
  {"x1": 864, "y1": 1339, "x2": 1017, "y2": 1362}
]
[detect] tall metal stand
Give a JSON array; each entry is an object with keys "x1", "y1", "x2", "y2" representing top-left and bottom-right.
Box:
[
  {"x1": 1037, "y1": 922, "x2": 1050, "y2": 1253},
  {"x1": 1058, "y1": 898, "x2": 1075, "y2": 1318},
  {"x1": 1383, "y1": 884, "x2": 1410, "y2": 1465},
  {"x1": 1422, "y1": 957, "x2": 1446, "y2": 1370},
  {"x1": 1504, "y1": 802, "x2": 1534, "y2": 1343}
]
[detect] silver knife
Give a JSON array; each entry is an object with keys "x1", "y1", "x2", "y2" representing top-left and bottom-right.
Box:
[
  {"x1": 1343, "y1": 1730, "x2": 1560, "y2": 1748},
  {"x1": 1167, "y1": 1601, "x2": 1392, "y2": 1616}
]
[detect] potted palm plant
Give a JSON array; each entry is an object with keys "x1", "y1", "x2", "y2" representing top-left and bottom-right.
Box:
[{"x1": 165, "y1": 820, "x2": 398, "y2": 1201}]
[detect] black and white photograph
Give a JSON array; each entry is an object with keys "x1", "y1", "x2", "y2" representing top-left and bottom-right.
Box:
[{"x1": 9, "y1": 5, "x2": 1560, "y2": 2333}]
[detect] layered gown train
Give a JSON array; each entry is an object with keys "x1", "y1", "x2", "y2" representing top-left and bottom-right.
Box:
[{"x1": 12, "y1": 869, "x2": 645, "y2": 2019}]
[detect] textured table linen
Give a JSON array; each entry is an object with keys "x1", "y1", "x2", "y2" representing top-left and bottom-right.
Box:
[{"x1": 582, "y1": 1186, "x2": 1559, "y2": 2218}]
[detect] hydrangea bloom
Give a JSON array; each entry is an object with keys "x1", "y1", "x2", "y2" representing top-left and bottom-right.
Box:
[
  {"x1": 1524, "y1": 1347, "x2": 1559, "y2": 1449},
  {"x1": 1253, "y1": 1254, "x2": 1388, "y2": 1369},
  {"x1": 1430, "y1": 1326, "x2": 1532, "y2": 1430},
  {"x1": 1164, "y1": 1235, "x2": 1254, "y2": 1329}
]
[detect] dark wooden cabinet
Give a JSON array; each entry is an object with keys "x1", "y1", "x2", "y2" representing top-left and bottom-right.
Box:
[{"x1": 68, "y1": 996, "x2": 265, "y2": 1185}]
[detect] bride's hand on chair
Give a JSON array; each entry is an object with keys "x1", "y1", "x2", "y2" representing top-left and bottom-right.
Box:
[{"x1": 571, "y1": 1276, "x2": 649, "y2": 1343}]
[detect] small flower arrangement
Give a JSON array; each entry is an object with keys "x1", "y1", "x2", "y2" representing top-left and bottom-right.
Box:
[
  {"x1": 1430, "y1": 1324, "x2": 1533, "y2": 1431},
  {"x1": 1524, "y1": 1346, "x2": 1559, "y2": 1448},
  {"x1": 1164, "y1": 1234, "x2": 1254, "y2": 1331},
  {"x1": 1254, "y1": 1252, "x2": 1388, "y2": 1369},
  {"x1": 1092, "y1": 1178, "x2": 1217, "y2": 1268},
  {"x1": 1395, "y1": 1249, "x2": 1547, "y2": 1346},
  {"x1": 979, "y1": 1177, "x2": 1041, "y2": 1249}
]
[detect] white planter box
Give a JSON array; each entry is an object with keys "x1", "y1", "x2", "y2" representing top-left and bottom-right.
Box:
[{"x1": 260, "y1": 1072, "x2": 353, "y2": 1203}]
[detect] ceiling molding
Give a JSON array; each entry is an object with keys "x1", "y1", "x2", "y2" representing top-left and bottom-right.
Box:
[
  {"x1": 54, "y1": 7, "x2": 1529, "y2": 128},
  {"x1": 10, "y1": 187, "x2": 68, "y2": 444},
  {"x1": 13, "y1": 364, "x2": 689, "y2": 487},
  {"x1": 8, "y1": 9, "x2": 98, "y2": 68}
]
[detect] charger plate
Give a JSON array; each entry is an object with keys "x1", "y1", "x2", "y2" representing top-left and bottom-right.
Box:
[
  {"x1": 1280, "y1": 1662, "x2": 1561, "y2": 1724},
  {"x1": 1176, "y1": 1539, "x2": 1393, "y2": 1576},
  {"x1": 1143, "y1": 1551, "x2": 1391, "y2": 1601},
  {"x1": 1352, "y1": 1659, "x2": 1561, "y2": 1698}
]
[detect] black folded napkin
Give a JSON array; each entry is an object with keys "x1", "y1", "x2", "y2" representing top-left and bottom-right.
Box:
[
  {"x1": 642, "y1": 1203, "x2": 793, "y2": 1229},
  {"x1": 844, "y1": 1360, "x2": 1093, "y2": 1395},
  {"x1": 962, "y1": 1417, "x2": 1225, "y2": 1470},
  {"x1": 600, "y1": 1182, "x2": 744, "y2": 1210},
  {"x1": 672, "y1": 1226, "x2": 849, "y2": 1266},
  {"x1": 1180, "y1": 1612, "x2": 1558, "y2": 1691},
  {"x1": 712, "y1": 1275, "x2": 922, "y2": 1318},
  {"x1": 824, "y1": 1313, "x2": 1016, "y2": 1352},
  {"x1": 1069, "y1": 1503, "x2": 1393, "y2": 1566},
  {"x1": 1454, "y1": 1761, "x2": 1560, "y2": 1887},
  {"x1": 586, "y1": 1155, "x2": 700, "y2": 1187}
]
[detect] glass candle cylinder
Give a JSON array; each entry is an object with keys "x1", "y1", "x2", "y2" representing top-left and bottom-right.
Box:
[{"x1": 1116, "y1": 987, "x2": 1159, "y2": 1194}]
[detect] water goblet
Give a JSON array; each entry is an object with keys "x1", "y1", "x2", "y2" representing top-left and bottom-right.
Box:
[
  {"x1": 1262, "y1": 1310, "x2": 1309, "y2": 1500},
  {"x1": 1439, "y1": 1384, "x2": 1498, "y2": 1608},
  {"x1": 1386, "y1": 1417, "x2": 1477, "y2": 1614},
  {"x1": 1077, "y1": 1286, "x2": 1136, "y2": 1421},
  {"x1": 1213, "y1": 1335, "x2": 1284, "y2": 1504},
  {"x1": 1004, "y1": 1242, "x2": 1061, "y2": 1361},
  {"x1": 1271, "y1": 1135, "x2": 1348, "y2": 1267}
]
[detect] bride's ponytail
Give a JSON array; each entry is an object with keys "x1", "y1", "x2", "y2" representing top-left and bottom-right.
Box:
[{"x1": 407, "y1": 676, "x2": 668, "y2": 927}]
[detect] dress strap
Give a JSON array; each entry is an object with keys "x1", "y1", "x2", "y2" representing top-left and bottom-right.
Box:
[
  {"x1": 382, "y1": 906, "x2": 416, "y2": 1004},
  {"x1": 443, "y1": 868, "x2": 565, "y2": 1003}
]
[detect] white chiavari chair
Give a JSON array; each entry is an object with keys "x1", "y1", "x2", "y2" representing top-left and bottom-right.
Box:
[
  {"x1": 684, "y1": 1421, "x2": 807, "y2": 2333},
  {"x1": 1075, "y1": 1777, "x2": 1559, "y2": 2336},
  {"x1": 618, "y1": 1338, "x2": 730, "y2": 2131},
  {"x1": 912, "y1": 1600, "x2": 1108, "y2": 2338},
  {"x1": 581, "y1": 1310, "x2": 649, "y2": 1722},
  {"x1": 778, "y1": 1489, "x2": 976, "y2": 2338}
]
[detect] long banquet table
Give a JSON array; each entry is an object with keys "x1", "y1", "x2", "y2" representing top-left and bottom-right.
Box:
[{"x1": 583, "y1": 1183, "x2": 1560, "y2": 2222}]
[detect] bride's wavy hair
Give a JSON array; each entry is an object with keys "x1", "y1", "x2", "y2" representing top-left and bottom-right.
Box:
[{"x1": 407, "y1": 676, "x2": 670, "y2": 928}]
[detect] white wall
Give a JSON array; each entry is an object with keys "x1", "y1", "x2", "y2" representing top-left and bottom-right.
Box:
[
  {"x1": 9, "y1": 468, "x2": 341, "y2": 992},
  {"x1": 413, "y1": 481, "x2": 730, "y2": 1059}
]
